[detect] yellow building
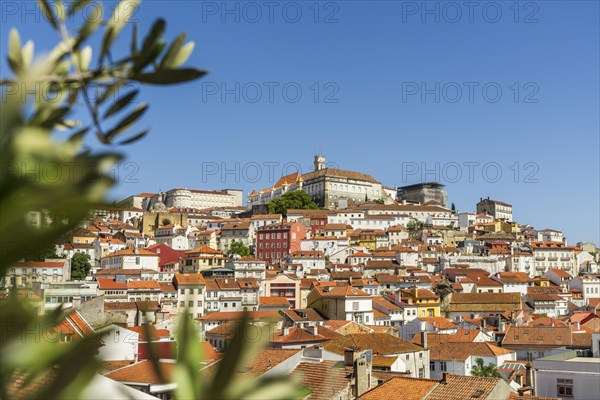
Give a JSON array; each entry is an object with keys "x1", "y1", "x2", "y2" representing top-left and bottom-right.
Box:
[
  {"x1": 181, "y1": 245, "x2": 226, "y2": 273},
  {"x1": 350, "y1": 229, "x2": 389, "y2": 251},
  {"x1": 400, "y1": 288, "x2": 441, "y2": 317},
  {"x1": 71, "y1": 228, "x2": 97, "y2": 244},
  {"x1": 479, "y1": 220, "x2": 519, "y2": 234}
]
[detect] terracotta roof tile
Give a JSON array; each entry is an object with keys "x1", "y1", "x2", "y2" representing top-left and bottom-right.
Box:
[
  {"x1": 173, "y1": 273, "x2": 206, "y2": 286},
  {"x1": 290, "y1": 361, "x2": 350, "y2": 400},
  {"x1": 429, "y1": 341, "x2": 513, "y2": 361},
  {"x1": 503, "y1": 326, "x2": 573, "y2": 346},
  {"x1": 104, "y1": 360, "x2": 174, "y2": 385},
  {"x1": 323, "y1": 333, "x2": 423, "y2": 355},
  {"x1": 361, "y1": 376, "x2": 438, "y2": 400},
  {"x1": 426, "y1": 374, "x2": 504, "y2": 400}
]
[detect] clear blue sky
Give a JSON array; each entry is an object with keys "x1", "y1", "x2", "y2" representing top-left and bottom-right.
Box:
[{"x1": 2, "y1": 1, "x2": 599, "y2": 244}]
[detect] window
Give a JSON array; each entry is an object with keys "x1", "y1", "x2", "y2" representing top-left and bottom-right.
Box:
[
  {"x1": 352, "y1": 302, "x2": 359, "y2": 311},
  {"x1": 557, "y1": 379, "x2": 573, "y2": 397},
  {"x1": 440, "y1": 361, "x2": 447, "y2": 371},
  {"x1": 430, "y1": 361, "x2": 435, "y2": 371}
]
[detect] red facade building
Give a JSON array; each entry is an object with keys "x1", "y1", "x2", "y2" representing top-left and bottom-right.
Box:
[{"x1": 256, "y1": 222, "x2": 307, "y2": 265}]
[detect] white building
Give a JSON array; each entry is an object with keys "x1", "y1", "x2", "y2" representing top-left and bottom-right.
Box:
[
  {"x1": 97, "y1": 324, "x2": 139, "y2": 361},
  {"x1": 173, "y1": 273, "x2": 206, "y2": 319},
  {"x1": 225, "y1": 256, "x2": 267, "y2": 283},
  {"x1": 307, "y1": 286, "x2": 374, "y2": 325},
  {"x1": 300, "y1": 237, "x2": 350, "y2": 264},
  {"x1": 537, "y1": 229, "x2": 565, "y2": 243},
  {"x1": 145, "y1": 188, "x2": 243, "y2": 210},
  {"x1": 531, "y1": 242, "x2": 577, "y2": 276},
  {"x1": 534, "y1": 343, "x2": 600, "y2": 400},
  {"x1": 569, "y1": 274, "x2": 600, "y2": 303},
  {"x1": 100, "y1": 249, "x2": 160, "y2": 271},
  {"x1": 507, "y1": 249, "x2": 535, "y2": 277},
  {"x1": 3, "y1": 260, "x2": 71, "y2": 288},
  {"x1": 492, "y1": 272, "x2": 534, "y2": 296},
  {"x1": 457, "y1": 212, "x2": 476, "y2": 231},
  {"x1": 288, "y1": 250, "x2": 326, "y2": 273},
  {"x1": 429, "y1": 342, "x2": 516, "y2": 380},
  {"x1": 476, "y1": 197, "x2": 513, "y2": 222}
]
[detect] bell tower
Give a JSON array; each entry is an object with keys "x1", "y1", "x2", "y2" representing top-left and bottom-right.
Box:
[{"x1": 314, "y1": 154, "x2": 326, "y2": 171}]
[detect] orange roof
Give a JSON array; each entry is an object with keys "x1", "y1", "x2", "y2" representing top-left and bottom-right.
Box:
[
  {"x1": 503, "y1": 326, "x2": 573, "y2": 346},
  {"x1": 429, "y1": 341, "x2": 513, "y2": 361},
  {"x1": 418, "y1": 317, "x2": 456, "y2": 330},
  {"x1": 259, "y1": 296, "x2": 291, "y2": 307},
  {"x1": 240, "y1": 348, "x2": 298, "y2": 375},
  {"x1": 126, "y1": 280, "x2": 160, "y2": 289},
  {"x1": 361, "y1": 376, "x2": 438, "y2": 400},
  {"x1": 270, "y1": 326, "x2": 342, "y2": 343},
  {"x1": 127, "y1": 325, "x2": 161, "y2": 341},
  {"x1": 290, "y1": 361, "x2": 350, "y2": 400},
  {"x1": 323, "y1": 333, "x2": 423, "y2": 355},
  {"x1": 313, "y1": 285, "x2": 370, "y2": 298},
  {"x1": 173, "y1": 273, "x2": 206, "y2": 286},
  {"x1": 53, "y1": 311, "x2": 94, "y2": 339},
  {"x1": 184, "y1": 245, "x2": 223, "y2": 255},
  {"x1": 13, "y1": 261, "x2": 65, "y2": 268},
  {"x1": 426, "y1": 374, "x2": 503, "y2": 400},
  {"x1": 97, "y1": 277, "x2": 127, "y2": 290},
  {"x1": 105, "y1": 360, "x2": 174, "y2": 385},
  {"x1": 197, "y1": 310, "x2": 282, "y2": 322}
]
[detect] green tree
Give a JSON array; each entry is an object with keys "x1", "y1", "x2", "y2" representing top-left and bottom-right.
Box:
[
  {"x1": 407, "y1": 217, "x2": 423, "y2": 231},
  {"x1": 229, "y1": 240, "x2": 251, "y2": 257},
  {"x1": 373, "y1": 198, "x2": 385, "y2": 204},
  {"x1": 471, "y1": 358, "x2": 502, "y2": 378},
  {"x1": 267, "y1": 190, "x2": 317, "y2": 217},
  {"x1": 0, "y1": 1, "x2": 301, "y2": 399},
  {"x1": 70, "y1": 252, "x2": 92, "y2": 280}
]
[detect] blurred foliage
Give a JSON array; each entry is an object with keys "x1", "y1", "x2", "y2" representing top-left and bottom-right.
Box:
[{"x1": 0, "y1": 1, "x2": 302, "y2": 398}]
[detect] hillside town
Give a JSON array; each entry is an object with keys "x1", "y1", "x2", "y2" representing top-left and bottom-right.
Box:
[{"x1": 4, "y1": 155, "x2": 600, "y2": 400}]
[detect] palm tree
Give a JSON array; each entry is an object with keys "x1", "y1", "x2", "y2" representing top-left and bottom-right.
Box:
[{"x1": 471, "y1": 358, "x2": 502, "y2": 378}]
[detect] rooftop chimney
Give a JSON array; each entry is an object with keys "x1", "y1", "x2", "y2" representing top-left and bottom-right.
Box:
[
  {"x1": 421, "y1": 331, "x2": 428, "y2": 349},
  {"x1": 441, "y1": 372, "x2": 449, "y2": 384},
  {"x1": 525, "y1": 363, "x2": 533, "y2": 388}
]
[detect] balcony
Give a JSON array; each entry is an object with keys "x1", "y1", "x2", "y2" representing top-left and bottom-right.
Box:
[
  {"x1": 560, "y1": 257, "x2": 571, "y2": 261},
  {"x1": 535, "y1": 257, "x2": 546, "y2": 261},
  {"x1": 548, "y1": 257, "x2": 558, "y2": 261}
]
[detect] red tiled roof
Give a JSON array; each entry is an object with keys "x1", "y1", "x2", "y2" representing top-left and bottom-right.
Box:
[
  {"x1": 173, "y1": 273, "x2": 206, "y2": 286},
  {"x1": 104, "y1": 360, "x2": 174, "y2": 384},
  {"x1": 126, "y1": 280, "x2": 160, "y2": 290},
  {"x1": 97, "y1": 277, "x2": 127, "y2": 290},
  {"x1": 290, "y1": 361, "x2": 350, "y2": 400},
  {"x1": 361, "y1": 376, "x2": 438, "y2": 400}
]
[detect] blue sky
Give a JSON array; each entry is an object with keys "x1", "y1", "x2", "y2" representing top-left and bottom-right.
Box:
[{"x1": 2, "y1": 1, "x2": 599, "y2": 244}]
